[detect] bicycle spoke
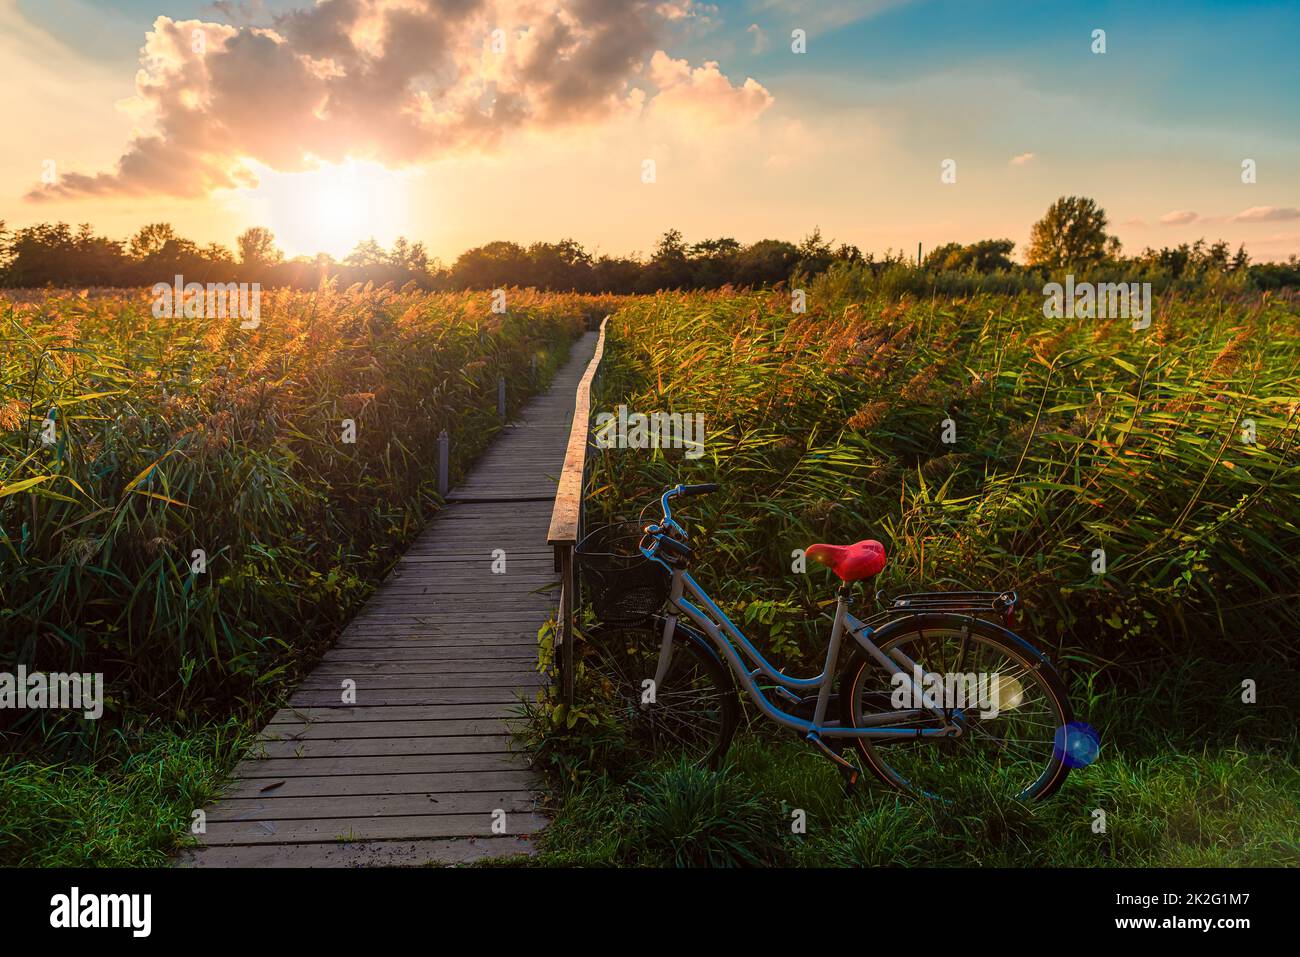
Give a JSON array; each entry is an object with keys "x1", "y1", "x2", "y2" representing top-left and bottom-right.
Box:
[{"x1": 850, "y1": 625, "x2": 1067, "y2": 801}]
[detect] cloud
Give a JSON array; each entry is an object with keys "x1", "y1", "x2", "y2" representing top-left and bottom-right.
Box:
[
  {"x1": 1159, "y1": 210, "x2": 1199, "y2": 225},
  {"x1": 747, "y1": 23, "x2": 769, "y2": 53},
  {"x1": 1230, "y1": 205, "x2": 1300, "y2": 223},
  {"x1": 26, "y1": 0, "x2": 768, "y2": 201},
  {"x1": 1120, "y1": 217, "x2": 1146, "y2": 227},
  {"x1": 749, "y1": 0, "x2": 910, "y2": 35},
  {"x1": 646, "y1": 51, "x2": 773, "y2": 126},
  {"x1": 1009, "y1": 152, "x2": 1034, "y2": 166},
  {"x1": 656, "y1": 0, "x2": 708, "y2": 21}
]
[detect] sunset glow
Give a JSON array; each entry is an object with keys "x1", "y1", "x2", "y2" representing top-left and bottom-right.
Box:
[{"x1": 235, "y1": 159, "x2": 415, "y2": 261}]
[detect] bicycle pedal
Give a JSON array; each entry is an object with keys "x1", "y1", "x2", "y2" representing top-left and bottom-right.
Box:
[
  {"x1": 769, "y1": 685, "x2": 802, "y2": 706},
  {"x1": 805, "y1": 732, "x2": 857, "y2": 776}
]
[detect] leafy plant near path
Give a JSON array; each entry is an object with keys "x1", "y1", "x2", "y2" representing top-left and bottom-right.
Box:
[{"x1": 1, "y1": 286, "x2": 599, "y2": 754}]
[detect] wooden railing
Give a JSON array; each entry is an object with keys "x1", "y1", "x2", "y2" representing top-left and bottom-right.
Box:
[{"x1": 547, "y1": 316, "x2": 609, "y2": 703}]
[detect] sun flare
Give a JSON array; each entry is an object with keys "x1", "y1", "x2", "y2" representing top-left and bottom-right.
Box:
[{"x1": 237, "y1": 159, "x2": 413, "y2": 261}]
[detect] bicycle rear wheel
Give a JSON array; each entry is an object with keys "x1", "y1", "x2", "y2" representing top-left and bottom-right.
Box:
[
  {"x1": 578, "y1": 620, "x2": 739, "y2": 769},
  {"x1": 839, "y1": 615, "x2": 1074, "y2": 802}
]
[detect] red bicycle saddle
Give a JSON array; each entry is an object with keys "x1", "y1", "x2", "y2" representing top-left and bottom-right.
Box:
[{"x1": 806, "y1": 540, "x2": 887, "y2": 582}]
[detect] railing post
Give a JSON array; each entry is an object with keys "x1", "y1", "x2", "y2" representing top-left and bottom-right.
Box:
[
  {"x1": 437, "y1": 430, "x2": 449, "y2": 497},
  {"x1": 498, "y1": 375, "x2": 506, "y2": 422},
  {"x1": 547, "y1": 316, "x2": 609, "y2": 706},
  {"x1": 559, "y1": 545, "x2": 575, "y2": 704}
]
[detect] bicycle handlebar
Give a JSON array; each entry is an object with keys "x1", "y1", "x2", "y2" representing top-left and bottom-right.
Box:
[
  {"x1": 679, "y1": 483, "x2": 719, "y2": 497},
  {"x1": 652, "y1": 483, "x2": 719, "y2": 536}
]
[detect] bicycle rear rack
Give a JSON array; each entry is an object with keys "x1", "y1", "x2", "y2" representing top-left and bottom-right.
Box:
[{"x1": 873, "y1": 589, "x2": 1019, "y2": 626}]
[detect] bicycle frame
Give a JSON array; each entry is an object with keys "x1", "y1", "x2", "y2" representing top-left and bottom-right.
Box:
[
  {"x1": 638, "y1": 489, "x2": 956, "y2": 743},
  {"x1": 653, "y1": 565, "x2": 954, "y2": 740}
]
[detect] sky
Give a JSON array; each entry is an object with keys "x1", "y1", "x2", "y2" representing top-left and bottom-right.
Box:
[{"x1": 1, "y1": 0, "x2": 1298, "y2": 263}]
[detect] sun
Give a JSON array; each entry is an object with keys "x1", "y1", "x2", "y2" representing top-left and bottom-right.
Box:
[{"x1": 236, "y1": 159, "x2": 413, "y2": 260}]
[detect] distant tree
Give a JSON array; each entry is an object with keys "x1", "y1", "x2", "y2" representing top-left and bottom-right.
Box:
[
  {"x1": 1205, "y1": 239, "x2": 1231, "y2": 272},
  {"x1": 691, "y1": 237, "x2": 741, "y2": 257},
  {"x1": 590, "y1": 254, "x2": 642, "y2": 293},
  {"x1": 1134, "y1": 238, "x2": 1241, "y2": 279},
  {"x1": 450, "y1": 241, "x2": 530, "y2": 289},
  {"x1": 922, "y1": 242, "x2": 962, "y2": 270},
  {"x1": 795, "y1": 227, "x2": 835, "y2": 278},
  {"x1": 923, "y1": 238, "x2": 1015, "y2": 272},
  {"x1": 1026, "y1": 196, "x2": 1115, "y2": 268},
  {"x1": 237, "y1": 227, "x2": 284, "y2": 266},
  {"x1": 527, "y1": 239, "x2": 592, "y2": 290},
  {"x1": 73, "y1": 225, "x2": 128, "y2": 282},
  {"x1": 733, "y1": 239, "x2": 798, "y2": 287},
  {"x1": 203, "y1": 242, "x2": 236, "y2": 264},
  {"x1": 689, "y1": 237, "x2": 740, "y2": 287},
  {"x1": 1250, "y1": 255, "x2": 1300, "y2": 290},
  {"x1": 5, "y1": 222, "x2": 78, "y2": 285},
  {"x1": 129, "y1": 223, "x2": 178, "y2": 260},
  {"x1": 653, "y1": 229, "x2": 689, "y2": 264},
  {"x1": 639, "y1": 229, "x2": 692, "y2": 291},
  {"x1": 343, "y1": 238, "x2": 387, "y2": 269}
]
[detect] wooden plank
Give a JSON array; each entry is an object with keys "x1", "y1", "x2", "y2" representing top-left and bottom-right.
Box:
[
  {"x1": 287, "y1": 689, "x2": 527, "y2": 706},
  {"x1": 343, "y1": 613, "x2": 551, "y2": 621},
  {"x1": 252, "y1": 734, "x2": 517, "y2": 760},
  {"x1": 295, "y1": 672, "x2": 543, "y2": 690},
  {"x1": 329, "y1": 641, "x2": 540, "y2": 652},
  {"x1": 338, "y1": 622, "x2": 548, "y2": 633},
  {"x1": 232, "y1": 752, "x2": 531, "y2": 778},
  {"x1": 207, "y1": 791, "x2": 540, "y2": 822},
  {"x1": 220, "y1": 769, "x2": 539, "y2": 799},
  {"x1": 199, "y1": 813, "x2": 549, "y2": 845},
  {"x1": 267, "y1": 704, "x2": 515, "y2": 723},
  {"x1": 258, "y1": 719, "x2": 517, "y2": 740},
  {"x1": 176, "y1": 836, "x2": 537, "y2": 867},
  {"x1": 310, "y1": 659, "x2": 536, "y2": 674}
]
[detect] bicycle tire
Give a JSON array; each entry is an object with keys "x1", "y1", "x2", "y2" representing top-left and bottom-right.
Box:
[
  {"x1": 578, "y1": 618, "x2": 740, "y2": 770},
  {"x1": 838, "y1": 614, "x2": 1075, "y2": 801}
]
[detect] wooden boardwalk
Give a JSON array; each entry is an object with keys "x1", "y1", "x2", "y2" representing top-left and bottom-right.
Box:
[{"x1": 178, "y1": 330, "x2": 601, "y2": 867}]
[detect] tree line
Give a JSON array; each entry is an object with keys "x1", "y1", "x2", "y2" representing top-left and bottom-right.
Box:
[{"x1": 2, "y1": 196, "x2": 1297, "y2": 292}]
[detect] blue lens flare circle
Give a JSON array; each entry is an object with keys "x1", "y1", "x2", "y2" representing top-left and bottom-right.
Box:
[{"x1": 1054, "y1": 721, "x2": 1101, "y2": 768}]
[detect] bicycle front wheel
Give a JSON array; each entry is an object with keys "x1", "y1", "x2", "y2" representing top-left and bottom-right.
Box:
[
  {"x1": 579, "y1": 620, "x2": 740, "y2": 769},
  {"x1": 839, "y1": 615, "x2": 1075, "y2": 802}
]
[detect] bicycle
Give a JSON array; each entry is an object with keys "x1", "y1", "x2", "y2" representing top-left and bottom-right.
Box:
[{"x1": 576, "y1": 483, "x2": 1080, "y2": 802}]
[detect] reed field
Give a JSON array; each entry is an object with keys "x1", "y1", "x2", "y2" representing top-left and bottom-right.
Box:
[
  {"x1": 0, "y1": 286, "x2": 599, "y2": 864},
  {"x1": 526, "y1": 272, "x2": 1300, "y2": 867},
  {"x1": 2, "y1": 275, "x2": 1297, "y2": 867},
  {"x1": 589, "y1": 278, "x2": 1300, "y2": 665}
]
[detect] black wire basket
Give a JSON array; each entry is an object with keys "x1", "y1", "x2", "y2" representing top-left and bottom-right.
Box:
[{"x1": 576, "y1": 522, "x2": 671, "y2": 627}]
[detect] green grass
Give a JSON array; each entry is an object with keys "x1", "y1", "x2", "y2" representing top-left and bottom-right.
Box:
[
  {"x1": 521, "y1": 660, "x2": 1299, "y2": 867},
  {"x1": 0, "y1": 717, "x2": 251, "y2": 866}
]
